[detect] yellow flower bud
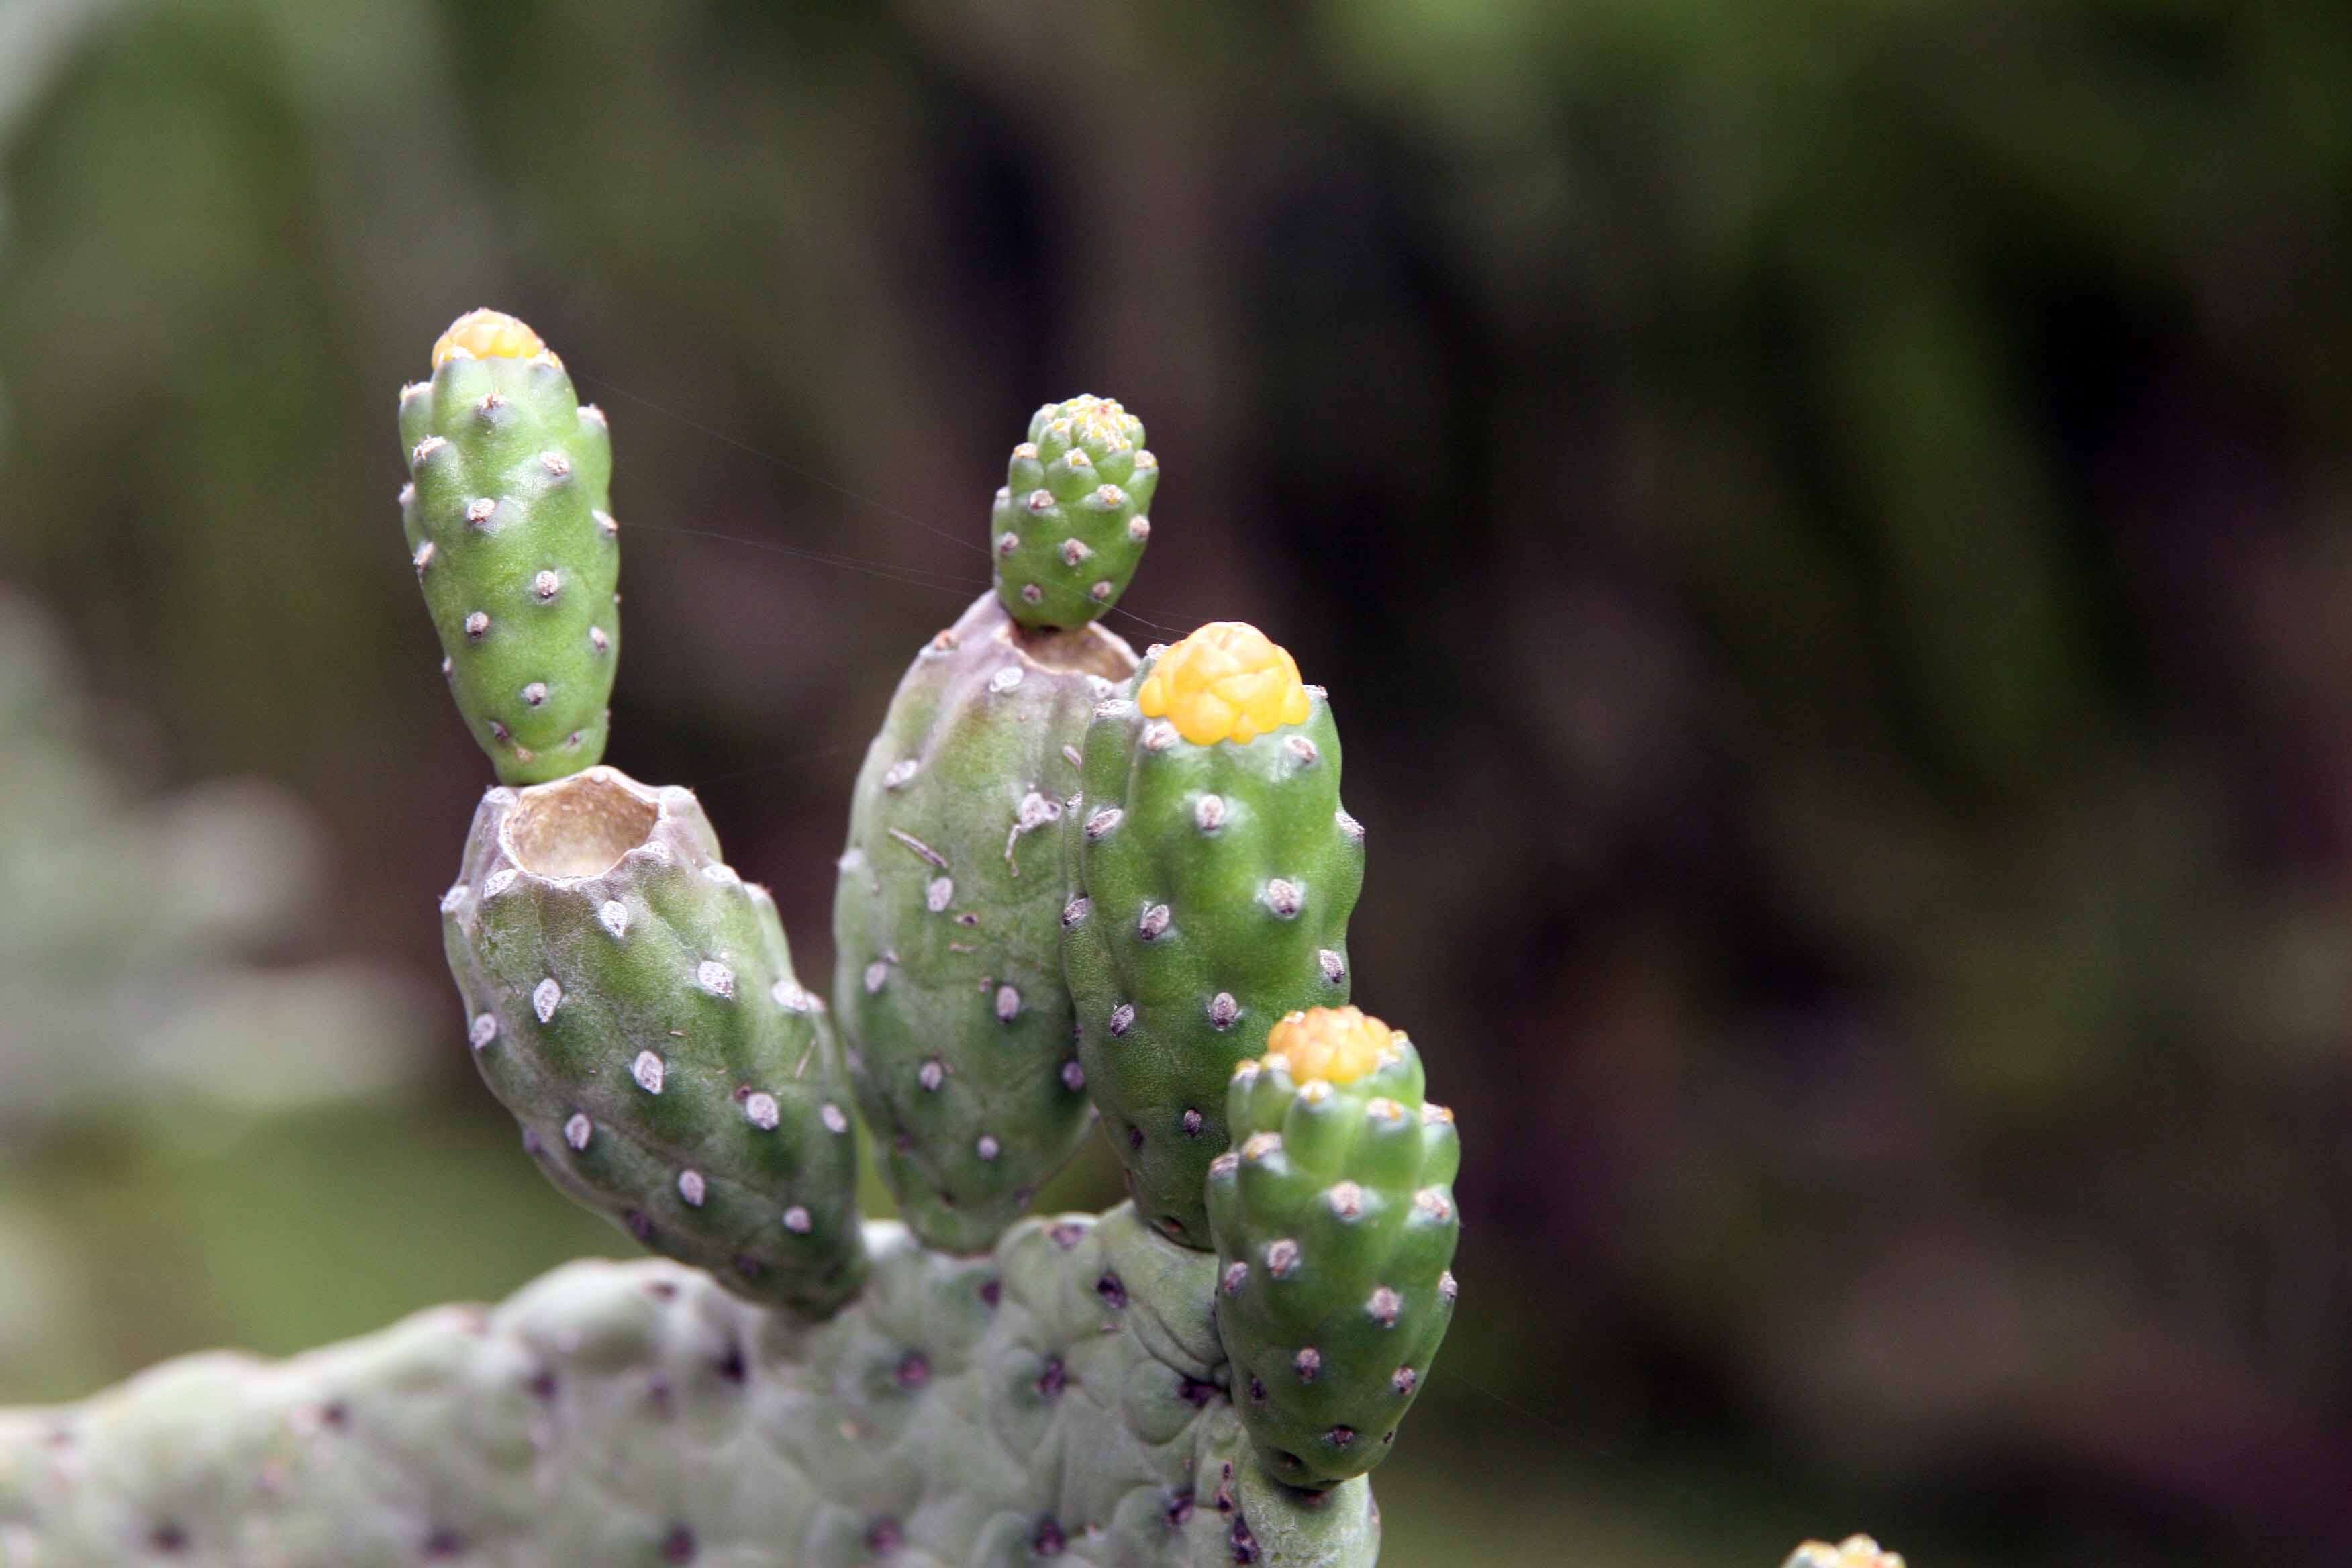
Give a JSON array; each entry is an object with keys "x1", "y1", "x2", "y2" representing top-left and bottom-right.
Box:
[{"x1": 1136, "y1": 622, "x2": 1312, "y2": 746}]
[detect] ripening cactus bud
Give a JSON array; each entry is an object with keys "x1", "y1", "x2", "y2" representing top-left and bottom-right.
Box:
[
  {"x1": 991, "y1": 395, "x2": 1157, "y2": 629},
  {"x1": 833, "y1": 591, "x2": 1136, "y2": 1252},
  {"x1": 1785, "y1": 1539, "x2": 1906, "y2": 1568},
  {"x1": 442, "y1": 765, "x2": 866, "y2": 1316},
  {"x1": 1206, "y1": 1008, "x2": 1459, "y2": 1489},
  {"x1": 399, "y1": 309, "x2": 619, "y2": 785},
  {"x1": 1061, "y1": 622, "x2": 1363, "y2": 1247}
]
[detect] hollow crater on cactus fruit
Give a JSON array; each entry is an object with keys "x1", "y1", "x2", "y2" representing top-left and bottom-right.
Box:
[
  {"x1": 503, "y1": 770, "x2": 658, "y2": 877},
  {"x1": 1006, "y1": 615, "x2": 1138, "y2": 680}
]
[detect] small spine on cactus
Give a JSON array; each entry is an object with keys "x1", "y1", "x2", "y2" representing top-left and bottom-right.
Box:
[
  {"x1": 1061, "y1": 620, "x2": 1363, "y2": 1248},
  {"x1": 399, "y1": 309, "x2": 618, "y2": 785},
  {"x1": 832, "y1": 590, "x2": 1136, "y2": 1253},
  {"x1": 1206, "y1": 1007, "x2": 1459, "y2": 1489},
  {"x1": 442, "y1": 765, "x2": 866, "y2": 1316},
  {"x1": 991, "y1": 395, "x2": 1157, "y2": 629}
]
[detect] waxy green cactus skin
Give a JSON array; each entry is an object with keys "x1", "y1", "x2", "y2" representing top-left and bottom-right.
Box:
[
  {"x1": 400, "y1": 348, "x2": 619, "y2": 785},
  {"x1": 991, "y1": 396, "x2": 1157, "y2": 630},
  {"x1": 444, "y1": 765, "x2": 867, "y2": 1316},
  {"x1": 1061, "y1": 680, "x2": 1363, "y2": 1249},
  {"x1": 1207, "y1": 1042, "x2": 1459, "y2": 1490},
  {"x1": 0, "y1": 1208, "x2": 1379, "y2": 1567},
  {"x1": 834, "y1": 593, "x2": 1137, "y2": 1253}
]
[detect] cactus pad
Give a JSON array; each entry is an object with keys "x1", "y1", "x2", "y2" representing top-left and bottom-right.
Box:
[
  {"x1": 444, "y1": 765, "x2": 867, "y2": 1316},
  {"x1": 400, "y1": 309, "x2": 619, "y2": 785},
  {"x1": 0, "y1": 1207, "x2": 1379, "y2": 1567},
  {"x1": 1062, "y1": 624, "x2": 1363, "y2": 1248},
  {"x1": 835, "y1": 593, "x2": 1137, "y2": 1253},
  {"x1": 1207, "y1": 1010, "x2": 1459, "y2": 1489},
  {"x1": 991, "y1": 396, "x2": 1157, "y2": 629}
]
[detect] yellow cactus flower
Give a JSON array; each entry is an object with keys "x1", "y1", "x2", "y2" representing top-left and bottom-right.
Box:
[
  {"x1": 432, "y1": 308, "x2": 556, "y2": 369},
  {"x1": 1263, "y1": 1006, "x2": 1397, "y2": 1086},
  {"x1": 1136, "y1": 622, "x2": 1312, "y2": 746}
]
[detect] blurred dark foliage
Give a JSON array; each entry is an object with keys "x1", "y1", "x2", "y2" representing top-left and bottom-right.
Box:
[{"x1": 5, "y1": 1, "x2": 2352, "y2": 1563}]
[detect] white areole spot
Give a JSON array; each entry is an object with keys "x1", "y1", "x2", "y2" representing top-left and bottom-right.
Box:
[{"x1": 632, "y1": 1052, "x2": 665, "y2": 1095}]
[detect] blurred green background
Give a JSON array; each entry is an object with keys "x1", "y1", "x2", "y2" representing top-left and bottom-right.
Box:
[{"x1": 5, "y1": 0, "x2": 2351, "y2": 1562}]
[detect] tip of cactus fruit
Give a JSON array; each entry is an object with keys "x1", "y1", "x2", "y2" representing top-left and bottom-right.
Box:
[
  {"x1": 1134, "y1": 622, "x2": 1312, "y2": 746},
  {"x1": 1786, "y1": 1538, "x2": 1905, "y2": 1568},
  {"x1": 1038, "y1": 393, "x2": 1140, "y2": 449},
  {"x1": 432, "y1": 308, "x2": 558, "y2": 369},
  {"x1": 1067, "y1": 395, "x2": 1134, "y2": 444},
  {"x1": 1263, "y1": 1006, "x2": 1398, "y2": 1086}
]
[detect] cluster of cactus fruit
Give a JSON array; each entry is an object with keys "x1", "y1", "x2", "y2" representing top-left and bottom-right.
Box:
[{"x1": 0, "y1": 312, "x2": 1894, "y2": 1567}]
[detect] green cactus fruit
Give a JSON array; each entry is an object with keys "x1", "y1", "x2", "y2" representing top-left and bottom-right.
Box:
[
  {"x1": 0, "y1": 1206, "x2": 1380, "y2": 1567},
  {"x1": 991, "y1": 395, "x2": 1158, "y2": 629},
  {"x1": 442, "y1": 764, "x2": 867, "y2": 1316},
  {"x1": 834, "y1": 591, "x2": 1138, "y2": 1253},
  {"x1": 1062, "y1": 622, "x2": 1363, "y2": 1248},
  {"x1": 1206, "y1": 1007, "x2": 1459, "y2": 1490},
  {"x1": 399, "y1": 309, "x2": 619, "y2": 785}
]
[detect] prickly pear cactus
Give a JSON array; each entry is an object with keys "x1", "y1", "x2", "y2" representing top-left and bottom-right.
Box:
[
  {"x1": 399, "y1": 309, "x2": 619, "y2": 785},
  {"x1": 1207, "y1": 1010, "x2": 1458, "y2": 1490},
  {"x1": 1062, "y1": 623, "x2": 1363, "y2": 1248},
  {"x1": 991, "y1": 395, "x2": 1157, "y2": 629},
  {"x1": 0, "y1": 337, "x2": 1553, "y2": 1566},
  {"x1": 835, "y1": 591, "x2": 1137, "y2": 1253},
  {"x1": 0, "y1": 1208, "x2": 1380, "y2": 1567},
  {"x1": 444, "y1": 765, "x2": 867, "y2": 1316}
]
